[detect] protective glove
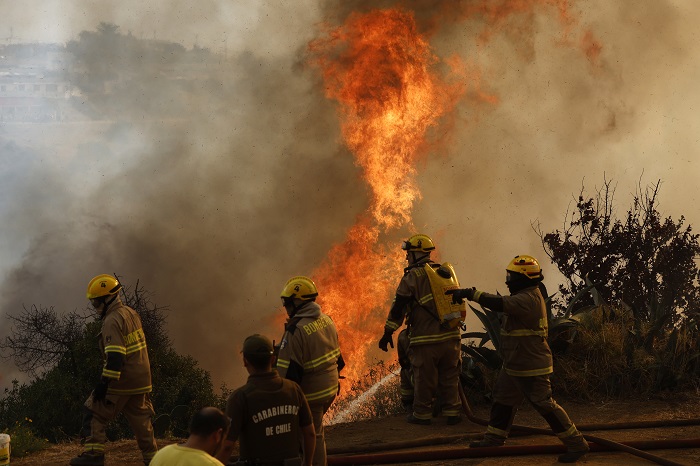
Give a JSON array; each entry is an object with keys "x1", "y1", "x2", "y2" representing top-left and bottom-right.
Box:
[
  {"x1": 378, "y1": 330, "x2": 394, "y2": 352},
  {"x1": 445, "y1": 287, "x2": 476, "y2": 304},
  {"x1": 93, "y1": 378, "x2": 110, "y2": 402}
]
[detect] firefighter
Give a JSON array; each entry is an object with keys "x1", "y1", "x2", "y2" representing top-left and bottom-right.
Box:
[
  {"x1": 217, "y1": 334, "x2": 315, "y2": 466},
  {"x1": 447, "y1": 255, "x2": 590, "y2": 463},
  {"x1": 70, "y1": 275, "x2": 158, "y2": 466},
  {"x1": 276, "y1": 276, "x2": 344, "y2": 466},
  {"x1": 378, "y1": 234, "x2": 462, "y2": 425}
]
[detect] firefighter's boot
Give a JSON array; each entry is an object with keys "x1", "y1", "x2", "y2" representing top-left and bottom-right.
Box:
[
  {"x1": 470, "y1": 402, "x2": 513, "y2": 447},
  {"x1": 469, "y1": 433, "x2": 505, "y2": 448},
  {"x1": 558, "y1": 434, "x2": 589, "y2": 463},
  {"x1": 69, "y1": 451, "x2": 105, "y2": 466},
  {"x1": 406, "y1": 413, "x2": 431, "y2": 425}
]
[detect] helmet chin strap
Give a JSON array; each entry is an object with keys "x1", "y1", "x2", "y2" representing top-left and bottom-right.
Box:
[
  {"x1": 284, "y1": 299, "x2": 303, "y2": 318},
  {"x1": 506, "y1": 273, "x2": 543, "y2": 295},
  {"x1": 98, "y1": 294, "x2": 118, "y2": 318},
  {"x1": 408, "y1": 251, "x2": 429, "y2": 265}
]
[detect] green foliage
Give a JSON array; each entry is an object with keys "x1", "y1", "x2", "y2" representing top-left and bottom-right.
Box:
[
  {"x1": 459, "y1": 301, "x2": 503, "y2": 380},
  {"x1": 0, "y1": 281, "x2": 227, "y2": 443},
  {"x1": 150, "y1": 349, "x2": 227, "y2": 437},
  {"x1": 1, "y1": 417, "x2": 49, "y2": 458}
]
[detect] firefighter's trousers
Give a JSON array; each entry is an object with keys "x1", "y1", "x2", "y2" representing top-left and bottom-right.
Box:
[
  {"x1": 308, "y1": 396, "x2": 335, "y2": 466},
  {"x1": 81, "y1": 392, "x2": 158, "y2": 463},
  {"x1": 397, "y1": 330, "x2": 414, "y2": 407},
  {"x1": 485, "y1": 370, "x2": 587, "y2": 451},
  {"x1": 410, "y1": 339, "x2": 461, "y2": 420}
]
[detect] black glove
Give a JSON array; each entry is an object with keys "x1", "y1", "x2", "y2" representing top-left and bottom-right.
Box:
[
  {"x1": 378, "y1": 331, "x2": 394, "y2": 352},
  {"x1": 445, "y1": 287, "x2": 476, "y2": 304},
  {"x1": 93, "y1": 379, "x2": 110, "y2": 402}
]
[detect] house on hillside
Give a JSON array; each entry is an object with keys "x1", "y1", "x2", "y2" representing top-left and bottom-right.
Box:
[{"x1": 0, "y1": 44, "x2": 81, "y2": 122}]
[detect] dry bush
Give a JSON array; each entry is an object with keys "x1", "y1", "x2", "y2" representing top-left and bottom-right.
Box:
[
  {"x1": 327, "y1": 361, "x2": 402, "y2": 424},
  {"x1": 553, "y1": 306, "x2": 700, "y2": 400}
]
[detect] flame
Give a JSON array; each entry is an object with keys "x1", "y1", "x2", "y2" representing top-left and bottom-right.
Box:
[
  {"x1": 310, "y1": 9, "x2": 462, "y2": 231},
  {"x1": 307, "y1": 8, "x2": 463, "y2": 387}
]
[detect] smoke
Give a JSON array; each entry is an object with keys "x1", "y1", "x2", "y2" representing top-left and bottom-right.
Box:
[
  {"x1": 419, "y1": 0, "x2": 700, "y2": 287},
  {"x1": 2, "y1": 1, "x2": 699, "y2": 390}
]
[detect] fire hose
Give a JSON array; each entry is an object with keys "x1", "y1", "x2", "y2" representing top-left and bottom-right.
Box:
[
  {"x1": 456, "y1": 384, "x2": 690, "y2": 466},
  {"x1": 327, "y1": 438, "x2": 700, "y2": 465},
  {"x1": 326, "y1": 384, "x2": 700, "y2": 465}
]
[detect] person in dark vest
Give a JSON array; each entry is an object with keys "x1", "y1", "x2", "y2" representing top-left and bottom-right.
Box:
[
  {"x1": 447, "y1": 255, "x2": 590, "y2": 463},
  {"x1": 217, "y1": 334, "x2": 315, "y2": 466}
]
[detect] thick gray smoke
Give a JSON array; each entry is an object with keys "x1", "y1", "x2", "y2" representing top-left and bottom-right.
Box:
[{"x1": 1, "y1": 1, "x2": 699, "y2": 390}]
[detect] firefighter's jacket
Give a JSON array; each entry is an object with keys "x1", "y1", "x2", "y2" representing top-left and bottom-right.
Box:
[
  {"x1": 384, "y1": 259, "x2": 461, "y2": 346},
  {"x1": 475, "y1": 285, "x2": 552, "y2": 377},
  {"x1": 276, "y1": 301, "x2": 342, "y2": 404},
  {"x1": 99, "y1": 297, "x2": 152, "y2": 395}
]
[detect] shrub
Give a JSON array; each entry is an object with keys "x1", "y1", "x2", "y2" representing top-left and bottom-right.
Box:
[
  {"x1": 553, "y1": 305, "x2": 700, "y2": 400},
  {"x1": 1, "y1": 418, "x2": 49, "y2": 458},
  {"x1": 536, "y1": 178, "x2": 700, "y2": 327}
]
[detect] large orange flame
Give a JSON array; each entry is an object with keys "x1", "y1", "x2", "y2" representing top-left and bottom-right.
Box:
[
  {"x1": 311, "y1": 9, "x2": 461, "y2": 231},
  {"x1": 307, "y1": 8, "x2": 463, "y2": 387}
]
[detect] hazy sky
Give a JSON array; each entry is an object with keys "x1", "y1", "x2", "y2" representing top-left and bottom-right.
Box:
[
  {"x1": 0, "y1": 0, "x2": 320, "y2": 55},
  {"x1": 1, "y1": 0, "x2": 699, "y2": 391}
]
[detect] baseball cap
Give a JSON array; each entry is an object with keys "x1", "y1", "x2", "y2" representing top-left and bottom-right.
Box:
[{"x1": 242, "y1": 334, "x2": 274, "y2": 356}]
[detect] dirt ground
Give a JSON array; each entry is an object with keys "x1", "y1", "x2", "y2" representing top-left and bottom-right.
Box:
[{"x1": 9, "y1": 392, "x2": 700, "y2": 465}]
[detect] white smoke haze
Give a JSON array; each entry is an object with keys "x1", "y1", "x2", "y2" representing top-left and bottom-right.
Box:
[{"x1": 1, "y1": 1, "x2": 699, "y2": 391}]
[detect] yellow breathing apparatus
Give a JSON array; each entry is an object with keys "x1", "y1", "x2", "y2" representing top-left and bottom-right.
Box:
[{"x1": 424, "y1": 262, "x2": 466, "y2": 329}]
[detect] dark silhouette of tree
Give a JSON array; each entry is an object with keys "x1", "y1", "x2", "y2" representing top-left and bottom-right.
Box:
[
  {"x1": 535, "y1": 177, "x2": 700, "y2": 331},
  {"x1": 96, "y1": 22, "x2": 120, "y2": 36},
  {"x1": 0, "y1": 305, "x2": 89, "y2": 377},
  {"x1": 65, "y1": 22, "x2": 216, "y2": 119}
]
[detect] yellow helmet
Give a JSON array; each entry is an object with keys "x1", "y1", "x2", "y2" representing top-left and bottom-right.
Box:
[
  {"x1": 280, "y1": 276, "x2": 318, "y2": 301},
  {"x1": 506, "y1": 255, "x2": 542, "y2": 280},
  {"x1": 86, "y1": 274, "x2": 123, "y2": 299},
  {"x1": 401, "y1": 234, "x2": 435, "y2": 253}
]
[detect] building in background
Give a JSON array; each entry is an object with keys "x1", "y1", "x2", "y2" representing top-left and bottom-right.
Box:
[{"x1": 0, "y1": 43, "x2": 81, "y2": 122}]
